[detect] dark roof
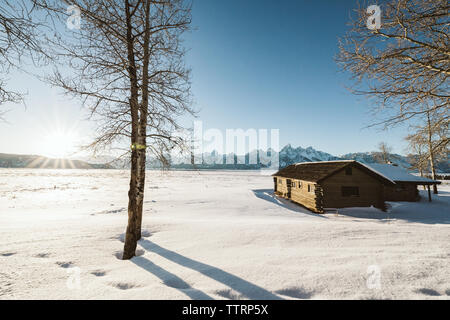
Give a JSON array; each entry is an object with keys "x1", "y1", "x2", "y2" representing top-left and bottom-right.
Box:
[{"x1": 272, "y1": 160, "x2": 395, "y2": 185}]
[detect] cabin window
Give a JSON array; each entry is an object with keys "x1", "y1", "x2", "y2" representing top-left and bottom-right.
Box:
[
  {"x1": 341, "y1": 186, "x2": 359, "y2": 197},
  {"x1": 292, "y1": 182, "x2": 296, "y2": 188},
  {"x1": 298, "y1": 181, "x2": 302, "y2": 188},
  {"x1": 308, "y1": 184, "x2": 314, "y2": 193},
  {"x1": 345, "y1": 167, "x2": 352, "y2": 175},
  {"x1": 278, "y1": 179, "x2": 282, "y2": 185}
]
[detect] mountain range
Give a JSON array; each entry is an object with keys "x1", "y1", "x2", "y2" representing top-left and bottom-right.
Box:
[
  {"x1": 0, "y1": 153, "x2": 114, "y2": 169},
  {"x1": 0, "y1": 144, "x2": 448, "y2": 172},
  {"x1": 167, "y1": 144, "x2": 448, "y2": 172}
]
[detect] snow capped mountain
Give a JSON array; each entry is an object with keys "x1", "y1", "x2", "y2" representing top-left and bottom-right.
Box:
[
  {"x1": 5, "y1": 144, "x2": 442, "y2": 172},
  {"x1": 0, "y1": 140, "x2": 445, "y2": 174},
  {"x1": 278, "y1": 145, "x2": 414, "y2": 168},
  {"x1": 165, "y1": 144, "x2": 447, "y2": 172},
  {"x1": 278, "y1": 144, "x2": 340, "y2": 168},
  {"x1": 163, "y1": 144, "x2": 342, "y2": 169},
  {"x1": 339, "y1": 152, "x2": 411, "y2": 168}
]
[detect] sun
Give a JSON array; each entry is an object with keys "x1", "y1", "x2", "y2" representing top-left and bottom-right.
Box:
[{"x1": 41, "y1": 128, "x2": 80, "y2": 159}]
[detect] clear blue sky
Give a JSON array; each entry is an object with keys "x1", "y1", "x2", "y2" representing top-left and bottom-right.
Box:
[{"x1": 0, "y1": 0, "x2": 412, "y2": 158}]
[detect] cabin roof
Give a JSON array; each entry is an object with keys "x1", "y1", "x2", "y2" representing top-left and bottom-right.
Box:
[
  {"x1": 272, "y1": 160, "x2": 396, "y2": 185},
  {"x1": 365, "y1": 163, "x2": 441, "y2": 185}
]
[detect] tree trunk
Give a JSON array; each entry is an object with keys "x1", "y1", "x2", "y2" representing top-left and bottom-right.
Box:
[
  {"x1": 136, "y1": 150, "x2": 146, "y2": 240},
  {"x1": 123, "y1": 145, "x2": 139, "y2": 259},
  {"x1": 122, "y1": 0, "x2": 140, "y2": 260},
  {"x1": 426, "y1": 111, "x2": 438, "y2": 194},
  {"x1": 419, "y1": 169, "x2": 426, "y2": 190},
  {"x1": 418, "y1": 151, "x2": 426, "y2": 190},
  {"x1": 135, "y1": 0, "x2": 151, "y2": 241}
]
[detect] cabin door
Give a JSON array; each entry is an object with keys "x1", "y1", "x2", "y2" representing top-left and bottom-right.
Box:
[
  {"x1": 273, "y1": 177, "x2": 277, "y2": 192},
  {"x1": 286, "y1": 179, "x2": 292, "y2": 198}
]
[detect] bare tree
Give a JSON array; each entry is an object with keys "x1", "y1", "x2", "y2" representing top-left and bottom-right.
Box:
[
  {"x1": 135, "y1": 0, "x2": 193, "y2": 240},
  {"x1": 405, "y1": 132, "x2": 427, "y2": 177},
  {"x1": 405, "y1": 107, "x2": 448, "y2": 193},
  {"x1": 337, "y1": 0, "x2": 449, "y2": 134},
  {"x1": 376, "y1": 141, "x2": 392, "y2": 163},
  {"x1": 0, "y1": 0, "x2": 48, "y2": 118},
  {"x1": 35, "y1": 0, "x2": 193, "y2": 259}
]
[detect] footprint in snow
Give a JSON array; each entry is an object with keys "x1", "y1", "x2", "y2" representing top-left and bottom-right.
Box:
[
  {"x1": 56, "y1": 261, "x2": 75, "y2": 268},
  {"x1": 91, "y1": 207, "x2": 126, "y2": 216},
  {"x1": 110, "y1": 282, "x2": 140, "y2": 290},
  {"x1": 35, "y1": 253, "x2": 50, "y2": 258},
  {"x1": 276, "y1": 287, "x2": 315, "y2": 299},
  {"x1": 0, "y1": 252, "x2": 16, "y2": 257},
  {"x1": 91, "y1": 270, "x2": 106, "y2": 277},
  {"x1": 416, "y1": 288, "x2": 441, "y2": 296},
  {"x1": 215, "y1": 289, "x2": 242, "y2": 300}
]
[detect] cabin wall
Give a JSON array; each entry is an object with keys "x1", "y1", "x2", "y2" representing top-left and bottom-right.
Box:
[
  {"x1": 321, "y1": 166, "x2": 385, "y2": 210},
  {"x1": 384, "y1": 183, "x2": 418, "y2": 201},
  {"x1": 290, "y1": 179, "x2": 321, "y2": 212},
  {"x1": 275, "y1": 177, "x2": 289, "y2": 196},
  {"x1": 274, "y1": 177, "x2": 321, "y2": 213}
]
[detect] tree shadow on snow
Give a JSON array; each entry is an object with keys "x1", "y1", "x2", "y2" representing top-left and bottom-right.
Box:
[
  {"x1": 137, "y1": 239, "x2": 282, "y2": 300},
  {"x1": 252, "y1": 189, "x2": 326, "y2": 218},
  {"x1": 131, "y1": 255, "x2": 213, "y2": 300}
]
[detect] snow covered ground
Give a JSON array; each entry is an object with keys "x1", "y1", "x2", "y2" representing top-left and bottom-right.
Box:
[{"x1": 0, "y1": 169, "x2": 449, "y2": 300}]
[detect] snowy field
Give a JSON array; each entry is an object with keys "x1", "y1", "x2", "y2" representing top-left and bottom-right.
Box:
[{"x1": 0, "y1": 169, "x2": 449, "y2": 300}]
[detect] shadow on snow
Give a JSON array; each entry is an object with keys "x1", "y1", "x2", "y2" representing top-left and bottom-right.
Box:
[
  {"x1": 132, "y1": 239, "x2": 282, "y2": 300},
  {"x1": 252, "y1": 189, "x2": 450, "y2": 225},
  {"x1": 251, "y1": 189, "x2": 327, "y2": 219}
]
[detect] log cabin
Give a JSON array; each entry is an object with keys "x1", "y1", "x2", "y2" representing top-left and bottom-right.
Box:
[
  {"x1": 273, "y1": 161, "x2": 395, "y2": 213},
  {"x1": 272, "y1": 160, "x2": 441, "y2": 213}
]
